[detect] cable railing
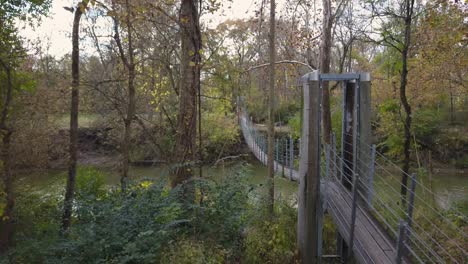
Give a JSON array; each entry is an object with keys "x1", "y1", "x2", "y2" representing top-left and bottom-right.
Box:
[{"x1": 336, "y1": 132, "x2": 467, "y2": 263}]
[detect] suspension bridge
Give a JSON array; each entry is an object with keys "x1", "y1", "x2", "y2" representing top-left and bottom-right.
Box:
[{"x1": 238, "y1": 72, "x2": 467, "y2": 263}]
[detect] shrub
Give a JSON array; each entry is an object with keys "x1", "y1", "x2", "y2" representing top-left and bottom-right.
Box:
[
  {"x1": 3, "y1": 164, "x2": 253, "y2": 263},
  {"x1": 75, "y1": 166, "x2": 106, "y2": 199},
  {"x1": 161, "y1": 239, "x2": 227, "y2": 264},
  {"x1": 244, "y1": 200, "x2": 298, "y2": 264}
]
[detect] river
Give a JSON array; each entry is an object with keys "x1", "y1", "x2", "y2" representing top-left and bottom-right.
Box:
[{"x1": 15, "y1": 160, "x2": 466, "y2": 212}]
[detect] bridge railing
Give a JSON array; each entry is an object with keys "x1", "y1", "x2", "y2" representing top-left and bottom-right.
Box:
[
  {"x1": 326, "y1": 132, "x2": 468, "y2": 263},
  {"x1": 239, "y1": 108, "x2": 299, "y2": 181}
]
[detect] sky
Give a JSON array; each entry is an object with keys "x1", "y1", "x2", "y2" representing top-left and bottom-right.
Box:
[{"x1": 19, "y1": 0, "x2": 266, "y2": 57}]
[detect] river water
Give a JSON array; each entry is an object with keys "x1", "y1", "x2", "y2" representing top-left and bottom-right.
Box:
[{"x1": 16, "y1": 160, "x2": 466, "y2": 212}]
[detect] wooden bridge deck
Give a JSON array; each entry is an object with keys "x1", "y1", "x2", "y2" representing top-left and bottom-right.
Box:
[
  {"x1": 241, "y1": 116, "x2": 405, "y2": 263},
  {"x1": 327, "y1": 182, "x2": 407, "y2": 264}
]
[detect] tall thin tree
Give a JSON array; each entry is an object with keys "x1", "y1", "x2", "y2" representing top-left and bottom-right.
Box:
[
  {"x1": 62, "y1": 0, "x2": 88, "y2": 232},
  {"x1": 266, "y1": 0, "x2": 276, "y2": 215},
  {"x1": 319, "y1": 0, "x2": 333, "y2": 144},
  {"x1": 112, "y1": 0, "x2": 136, "y2": 191},
  {"x1": 399, "y1": 0, "x2": 415, "y2": 204}
]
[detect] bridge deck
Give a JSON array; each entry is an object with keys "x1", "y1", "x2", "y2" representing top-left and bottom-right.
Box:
[
  {"x1": 327, "y1": 182, "x2": 407, "y2": 264},
  {"x1": 241, "y1": 116, "x2": 405, "y2": 263}
]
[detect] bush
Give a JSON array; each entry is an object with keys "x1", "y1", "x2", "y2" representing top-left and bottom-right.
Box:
[
  {"x1": 3, "y1": 164, "x2": 253, "y2": 263},
  {"x1": 244, "y1": 200, "x2": 298, "y2": 264},
  {"x1": 161, "y1": 239, "x2": 227, "y2": 264},
  {"x1": 75, "y1": 167, "x2": 106, "y2": 199}
]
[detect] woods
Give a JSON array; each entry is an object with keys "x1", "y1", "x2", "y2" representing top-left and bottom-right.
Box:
[{"x1": 0, "y1": 0, "x2": 466, "y2": 262}]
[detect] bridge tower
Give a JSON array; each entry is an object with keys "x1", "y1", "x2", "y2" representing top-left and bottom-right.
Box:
[{"x1": 297, "y1": 71, "x2": 371, "y2": 264}]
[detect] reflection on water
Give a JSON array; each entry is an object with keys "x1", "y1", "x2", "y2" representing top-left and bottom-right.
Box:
[{"x1": 431, "y1": 171, "x2": 467, "y2": 210}]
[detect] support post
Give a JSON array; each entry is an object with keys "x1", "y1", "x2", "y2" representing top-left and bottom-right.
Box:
[
  {"x1": 289, "y1": 136, "x2": 294, "y2": 180},
  {"x1": 325, "y1": 144, "x2": 330, "y2": 180},
  {"x1": 348, "y1": 173, "x2": 359, "y2": 259},
  {"x1": 407, "y1": 173, "x2": 417, "y2": 228},
  {"x1": 282, "y1": 138, "x2": 285, "y2": 178},
  {"x1": 396, "y1": 220, "x2": 408, "y2": 264},
  {"x1": 297, "y1": 71, "x2": 321, "y2": 264},
  {"x1": 324, "y1": 144, "x2": 330, "y2": 211},
  {"x1": 357, "y1": 73, "x2": 372, "y2": 198},
  {"x1": 367, "y1": 144, "x2": 376, "y2": 208},
  {"x1": 260, "y1": 136, "x2": 263, "y2": 163},
  {"x1": 275, "y1": 138, "x2": 279, "y2": 171},
  {"x1": 341, "y1": 81, "x2": 355, "y2": 190},
  {"x1": 331, "y1": 134, "x2": 337, "y2": 180}
]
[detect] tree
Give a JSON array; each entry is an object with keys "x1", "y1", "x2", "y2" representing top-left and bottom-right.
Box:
[
  {"x1": 319, "y1": 0, "x2": 333, "y2": 144},
  {"x1": 0, "y1": 0, "x2": 50, "y2": 250},
  {"x1": 111, "y1": 0, "x2": 136, "y2": 191},
  {"x1": 266, "y1": 0, "x2": 276, "y2": 216},
  {"x1": 62, "y1": 0, "x2": 89, "y2": 233},
  {"x1": 172, "y1": 0, "x2": 201, "y2": 193},
  {"x1": 0, "y1": 47, "x2": 15, "y2": 253},
  {"x1": 366, "y1": 0, "x2": 418, "y2": 204}
]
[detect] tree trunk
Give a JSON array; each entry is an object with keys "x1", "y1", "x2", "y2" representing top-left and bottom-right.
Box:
[
  {"x1": 62, "y1": 1, "x2": 87, "y2": 232},
  {"x1": 0, "y1": 61, "x2": 14, "y2": 252},
  {"x1": 172, "y1": 0, "x2": 201, "y2": 194},
  {"x1": 267, "y1": 0, "x2": 276, "y2": 215},
  {"x1": 399, "y1": 0, "x2": 415, "y2": 205},
  {"x1": 320, "y1": 0, "x2": 333, "y2": 144},
  {"x1": 120, "y1": 0, "x2": 136, "y2": 191}
]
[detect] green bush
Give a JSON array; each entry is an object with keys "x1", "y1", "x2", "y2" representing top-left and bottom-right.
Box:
[
  {"x1": 3, "y1": 164, "x2": 253, "y2": 263},
  {"x1": 161, "y1": 239, "x2": 227, "y2": 264},
  {"x1": 288, "y1": 112, "x2": 301, "y2": 139},
  {"x1": 75, "y1": 167, "x2": 106, "y2": 199},
  {"x1": 244, "y1": 200, "x2": 298, "y2": 264}
]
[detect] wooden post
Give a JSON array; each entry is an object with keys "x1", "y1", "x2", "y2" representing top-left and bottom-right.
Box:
[
  {"x1": 262, "y1": 135, "x2": 266, "y2": 164},
  {"x1": 324, "y1": 144, "x2": 330, "y2": 211},
  {"x1": 332, "y1": 134, "x2": 337, "y2": 180},
  {"x1": 282, "y1": 138, "x2": 285, "y2": 178},
  {"x1": 367, "y1": 144, "x2": 376, "y2": 208},
  {"x1": 407, "y1": 173, "x2": 417, "y2": 228},
  {"x1": 341, "y1": 81, "x2": 355, "y2": 190},
  {"x1": 348, "y1": 173, "x2": 359, "y2": 260},
  {"x1": 396, "y1": 220, "x2": 408, "y2": 264},
  {"x1": 297, "y1": 71, "x2": 321, "y2": 263},
  {"x1": 289, "y1": 136, "x2": 294, "y2": 180},
  {"x1": 357, "y1": 73, "x2": 372, "y2": 197},
  {"x1": 275, "y1": 138, "x2": 279, "y2": 171}
]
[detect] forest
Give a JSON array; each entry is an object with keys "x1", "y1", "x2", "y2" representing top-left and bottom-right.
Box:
[{"x1": 0, "y1": 0, "x2": 466, "y2": 263}]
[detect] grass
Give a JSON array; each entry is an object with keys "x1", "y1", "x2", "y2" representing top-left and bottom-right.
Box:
[{"x1": 54, "y1": 113, "x2": 100, "y2": 129}]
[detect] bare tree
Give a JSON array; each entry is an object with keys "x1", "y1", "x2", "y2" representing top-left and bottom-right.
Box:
[
  {"x1": 111, "y1": 0, "x2": 136, "y2": 191},
  {"x1": 366, "y1": 0, "x2": 417, "y2": 204},
  {"x1": 320, "y1": 0, "x2": 333, "y2": 144},
  {"x1": 267, "y1": 0, "x2": 276, "y2": 215},
  {"x1": 398, "y1": 0, "x2": 416, "y2": 204},
  {"x1": 62, "y1": 0, "x2": 88, "y2": 232}
]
